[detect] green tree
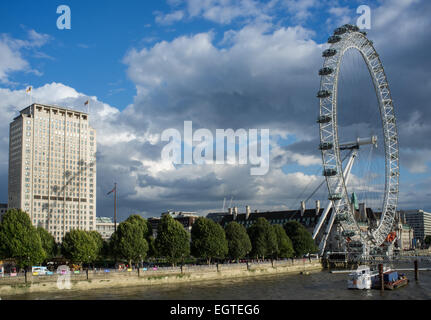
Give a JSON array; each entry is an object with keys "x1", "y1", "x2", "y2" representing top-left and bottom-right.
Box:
[
  {"x1": 424, "y1": 235, "x2": 431, "y2": 247},
  {"x1": 101, "y1": 240, "x2": 113, "y2": 261},
  {"x1": 146, "y1": 220, "x2": 153, "y2": 240},
  {"x1": 247, "y1": 218, "x2": 278, "y2": 260},
  {"x1": 88, "y1": 230, "x2": 104, "y2": 260},
  {"x1": 155, "y1": 215, "x2": 190, "y2": 266},
  {"x1": 124, "y1": 215, "x2": 150, "y2": 238},
  {"x1": 125, "y1": 214, "x2": 155, "y2": 258},
  {"x1": 113, "y1": 221, "x2": 149, "y2": 267},
  {"x1": 0, "y1": 209, "x2": 46, "y2": 269},
  {"x1": 284, "y1": 221, "x2": 318, "y2": 257},
  {"x1": 147, "y1": 235, "x2": 157, "y2": 258},
  {"x1": 273, "y1": 225, "x2": 294, "y2": 259},
  {"x1": 225, "y1": 221, "x2": 252, "y2": 262},
  {"x1": 62, "y1": 230, "x2": 98, "y2": 265},
  {"x1": 191, "y1": 217, "x2": 228, "y2": 264},
  {"x1": 37, "y1": 227, "x2": 57, "y2": 260}
]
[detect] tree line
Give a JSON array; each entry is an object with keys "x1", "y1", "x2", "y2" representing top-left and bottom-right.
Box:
[{"x1": 0, "y1": 209, "x2": 318, "y2": 269}]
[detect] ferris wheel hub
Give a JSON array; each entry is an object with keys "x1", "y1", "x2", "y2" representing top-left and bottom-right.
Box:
[{"x1": 339, "y1": 136, "x2": 378, "y2": 150}]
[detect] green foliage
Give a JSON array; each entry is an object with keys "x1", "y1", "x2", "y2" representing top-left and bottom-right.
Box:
[
  {"x1": 62, "y1": 229, "x2": 98, "y2": 264},
  {"x1": 155, "y1": 215, "x2": 190, "y2": 266},
  {"x1": 123, "y1": 214, "x2": 155, "y2": 258},
  {"x1": 424, "y1": 235, "x2": 431, "y2": 247},
  {"x1": 224, "y1": 222, "x2": 252, "y2": 261},
  {"x1": 146, "y1": 220, "x2": 153, "y2": 239},
  {"x1": 109, "y1": 231, "x2": 118, "y2": 254},
  {"x1": 0, "y1": 209, "x2": 46, "y2": 269},
  {"x1": 114, "y1": 221, "x2": 149, "y2": 265},
  {"x1": 191, "y1": 217, "x2": 228, "y2": 264},
  {"x1": 37, "y1": 227, "x2": 57, "y2": 260},
  {"x1": 88, "y1": 230, "x2": 104, "y2": 259},
  {"x1": 247, "y1": 218, "x2": 278, "y2": 259},
  {"x1": 124, "y1": 214, "x2": 150, "y2": 238},
  {"x1": 101, "y1": 240, "x2": 112, "y2": 260},
  {"x1": 284, "y1": 221, "x2": 318, "y2": 257},
  {"x1": 273, "y1": 224, "x2": 294, "y2": 259},
  {"x1": 147, "y1": 235, "x2": 157, "y2": 258}
]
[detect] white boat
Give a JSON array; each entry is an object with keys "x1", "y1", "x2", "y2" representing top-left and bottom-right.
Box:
[
  {"x1": 347, "y1": 265, "x2": 373, "y2": 289},
  {"x1": 347, "y1": 265, "x2": 392, "y2": 290}
]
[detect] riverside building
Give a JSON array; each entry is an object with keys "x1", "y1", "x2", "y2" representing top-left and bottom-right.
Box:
[
  {"x1": 402, "y1": 209, "x2": 431, "y2": 245},
  {"x1": 148, "y1": 211, "x2": 199, "y2": 237},
  {"x1": 211, "y1": 204, "x2": 408, "y2": 252},
  {"x1": 8, "y1": 103, "x2": 97, "y2": 243},
  {"x1": 96, "y1": 216, "x2": 116, "y2": 240}
]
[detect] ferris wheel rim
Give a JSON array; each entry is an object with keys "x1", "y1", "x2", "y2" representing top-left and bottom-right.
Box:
[{"x1": 317, "y1": 26, "x2": 400, "y2": 254}]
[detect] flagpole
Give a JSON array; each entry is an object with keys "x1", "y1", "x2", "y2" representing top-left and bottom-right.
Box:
[
  {"x1": 26, "y1": 86, "x2": 32, "y2": 106},
  {"x1": 84, "y1": 100, "x2": 90, "y2": 117},
  {"x1": 114, "y1": 183, "x2": 117, "y2": 232}
]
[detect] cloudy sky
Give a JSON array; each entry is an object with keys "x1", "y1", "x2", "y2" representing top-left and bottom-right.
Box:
[{"x1": 0, "y1": 0, "x2": 430, "y2": 221}]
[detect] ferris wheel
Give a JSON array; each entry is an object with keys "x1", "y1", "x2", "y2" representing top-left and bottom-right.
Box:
[{"x1": 313, "y1": 24, "x2": 400, "y2": 259}]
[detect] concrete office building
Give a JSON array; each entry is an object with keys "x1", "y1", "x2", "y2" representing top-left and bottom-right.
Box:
[
  {"x1": 8, "y1": 103, "x2": 97, "y2": 243},
  {"x1": 402, "y1": 209, "x2": 431, "y2": 244}
]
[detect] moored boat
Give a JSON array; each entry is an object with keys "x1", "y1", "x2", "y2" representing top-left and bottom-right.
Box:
[
  {"x1": 371, "y1": 270, "x2": 409, "y2": 290},
  {"x1": 347, "y1": 265, "x2": 393, "y2": 290},
  {"x1": 347, "y1": 265, "x2": 373, "y2": 289}
]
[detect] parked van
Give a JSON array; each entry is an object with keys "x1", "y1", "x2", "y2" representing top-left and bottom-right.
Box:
[{"x1": 32, "y1": 266, "x2": 53, "y2": 275}]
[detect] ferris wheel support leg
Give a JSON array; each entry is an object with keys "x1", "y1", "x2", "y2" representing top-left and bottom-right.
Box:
[
  {"x1": 318, "y1": 152, "x2": 357, "y2": 256},
  {"x1": 312, "y1": 202, "x2": 333, "y2": 240},
  {"x1": 313, "y1": 152, "x2": 357, "y2": 240}
]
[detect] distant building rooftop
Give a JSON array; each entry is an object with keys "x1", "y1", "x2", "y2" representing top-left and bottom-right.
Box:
[
  {"x1": 215, "y1": 206, "x2": 377, "y2": 230},
  {"x1": 162, "y1": 211, "x2": 199, "y2": 218},
  {"x1": 95, "y1": 217, "x2": 115, "y2": 240},
  {"x1": 219, "y1": 208, "x2": 324, "y2": 227},
  {"x1": 96, "y1": 217, "x2": 114, "y2": 224},
  {"x1": 148, "y1": 211, "x2": 200, "y2": 237}
]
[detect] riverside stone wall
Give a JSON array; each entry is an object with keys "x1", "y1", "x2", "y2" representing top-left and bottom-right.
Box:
[{"x1": 0, "y1": 258, "x2": 323, "y2": 296}]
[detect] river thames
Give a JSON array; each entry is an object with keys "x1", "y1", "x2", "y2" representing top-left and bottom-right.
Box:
[{"x1": 3, "y1": 267, "x2": 431, "y2": 300}]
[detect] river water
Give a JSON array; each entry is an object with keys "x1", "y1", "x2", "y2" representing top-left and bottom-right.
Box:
[{"x1": 3, "y1": 266, "x2": 431, "y2": 300}]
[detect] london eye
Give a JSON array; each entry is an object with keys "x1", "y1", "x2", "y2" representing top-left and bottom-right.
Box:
[{"x1": 313, "y1": 24, "x2": 400, "y2": 260}]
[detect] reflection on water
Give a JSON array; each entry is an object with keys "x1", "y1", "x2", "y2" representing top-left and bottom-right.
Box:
[{"x1": 4, "y1": 268, "x2": 431, "y2": 300}]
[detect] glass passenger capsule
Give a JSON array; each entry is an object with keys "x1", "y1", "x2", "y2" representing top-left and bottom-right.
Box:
[
  {"x1": 335, "y1": 214, "x2": 348, "y2": 222},
  {"x1": 334, "y1": 27, "x2": 347, "y2": 35},
  {"x1": 343, "y1": 24, "x2": 359, "y2": 32},
  {"x1": 323, "y1": 169, "x2": 337, "y2": 176},
  {"x1": 328, "y1": 35, "x2": 341, "y2": 44},
  {"x1": 318, "y1": 67, "x2": 333, "y2": 76},
  {"x1": 322, "y1": 49, "x2": 337, "y2": 57},
  {"x1": 328, "y1": 193, "x2": 343, "y2": 201},
  {"x1": 317, "y1": 90, "x2": 331, "y2": 98},
  {"x1": 317, "y1": 115, "x2": 332, "y2": 123},
  {"x1": 319, "y1": 142, "x2": 334, "y2": 150},
  {"x1": 342, "y1": 230, "x2": 356, "y2": 238}
]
